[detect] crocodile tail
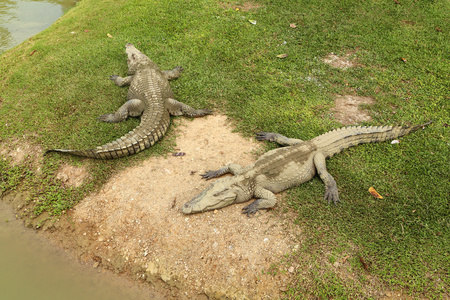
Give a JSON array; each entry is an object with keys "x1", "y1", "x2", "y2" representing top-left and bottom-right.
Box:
[
  {"x1": 44, "y1": 149, "x2": 108, "y2": 159},
  {"x1": 44, "y1": 106, "x2": 171, "y2": 159},
  {"x1": 313, "y1": 121, "x2": 432, "y2": 158}
]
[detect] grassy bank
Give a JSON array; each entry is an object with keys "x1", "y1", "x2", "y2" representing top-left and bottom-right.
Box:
[{"x1": 0, "y1": 0, "x2": 448, "y2": 298}]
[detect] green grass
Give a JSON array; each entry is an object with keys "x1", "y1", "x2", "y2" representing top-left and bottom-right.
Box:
[{"x1": 0, "y1": 0, "x2": 448, "y2": 298}]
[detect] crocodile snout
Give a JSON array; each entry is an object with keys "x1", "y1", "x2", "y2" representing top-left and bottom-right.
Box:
[{"x1": 181, "y1": 203, "x2": 193, "y2": 214}]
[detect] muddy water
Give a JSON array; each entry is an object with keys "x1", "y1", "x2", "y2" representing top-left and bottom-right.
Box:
[
  {"x1": 0, "y1": 200, "x2": 165, "y2": 300},
  {"x1": 0, "y1": 0, "x2": 77, "y2": 53}
]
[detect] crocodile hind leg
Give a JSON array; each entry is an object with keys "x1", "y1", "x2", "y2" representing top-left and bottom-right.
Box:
[
  {"x1": 166, "y1": 98, "x2": 212, "y2": 117},
  {"x1": 201, "y1": 164, "x2": 244, "y2": 180},
  {"x1": 256, "y1": 132, "x2": 304, "y2": 146},
  {"x1": 242, "y1": 185, "x2": 277, "y2": 216},
  {"x1": 162, "y1": 66, "x2": 184, "y2": 80},
  {"x1": 313, "y1": 152, "x2": 340, "y2": 205},
  {"x1": 97, "y1": 99, "x2": 145, "y2": 123}
]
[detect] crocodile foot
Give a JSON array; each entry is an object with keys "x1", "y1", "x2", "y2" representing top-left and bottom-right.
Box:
[
  {"x1": 255, "y1": 132, "x2": 277, "y2": 142},
  {"x1": 324, "y1": 186, "x2": 340, "y2": 205},
  {"x1": 242, "y1": 202, "x2": 261, "y2": 217},
  {"x1": 201, "y1": 170, "x2": 221, "y2": 180},
  {"x1": 97, "y1": 114, "x2": 119, "y2": 123},
  {"x1": 190, "y1": 109, "x2": 213, "y2": 118},
  {"x1": 109, "y1": 75, "x2": 118, "y2": 81}
]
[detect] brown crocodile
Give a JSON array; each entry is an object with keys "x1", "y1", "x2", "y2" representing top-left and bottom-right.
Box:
[
  {"x1": 45, "y1": 43, "x2": 211, "y2": 159},
  {"x1": 182, "y1": 121, "x2": 432, "y2": 216}
]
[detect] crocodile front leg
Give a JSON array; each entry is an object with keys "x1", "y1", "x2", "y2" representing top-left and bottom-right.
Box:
[
  {"x1": 110, "y1": 75, "x2": 133, "y2": 86},
  {"x1": 201, "y1": 164, "x2": 244, "y2": 180},
  {"x1": 256, "y1": 132, "x2": 304, "y2": 146},
  {"x1": 97, "y1": 99, "x2": 145, "y2": 123},
  {"x1": 242, "y1": 185, "x2": 277, "y2": 216},
  {"x1": 313, "y1": 152, "x2": 340, "y2": 204},
  {"x1": 166, "y1": 98, "x2": 212, "y2": 117},
  {"x1": 162, "y1": 66, "x2": 184, "y2": 80}
]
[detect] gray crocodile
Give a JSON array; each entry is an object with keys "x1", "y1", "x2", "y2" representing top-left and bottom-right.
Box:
[
  {"x1": 182, "y1": 121, "x2": 432, "y2": 216},
  {"x1": 45, "y1": 43, "x2": 211, "y2": 159}
]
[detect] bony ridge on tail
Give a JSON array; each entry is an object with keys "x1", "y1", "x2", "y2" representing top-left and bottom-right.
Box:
[
  {"x1": 182, "y1": 121, "x2": 432, "y2": 216},
  {"x1": 45, "y1": 43, "x2": 211, "y2": 159}
]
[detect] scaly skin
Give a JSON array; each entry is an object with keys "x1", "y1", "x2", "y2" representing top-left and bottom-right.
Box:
[
  {"x1": 182, "y1": 121, "x2": 432, "y2": 216},
  {"x1": 45, "y1": 43, "x2": 211, "y2": 159}
]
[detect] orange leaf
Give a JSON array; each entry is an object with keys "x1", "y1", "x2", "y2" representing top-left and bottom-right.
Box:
[
  {"x1": 369, "y1": 187, "x2": 383, "y2": 199},
  {"x1": 290, "y1": 23, "x2": 297, "y2": 28}
]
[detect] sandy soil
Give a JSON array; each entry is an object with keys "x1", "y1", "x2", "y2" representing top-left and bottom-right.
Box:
[{"x1": 46, "y1": 115, "x2": 299, "y2": 299}]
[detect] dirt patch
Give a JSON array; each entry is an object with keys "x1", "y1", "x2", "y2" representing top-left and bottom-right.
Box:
[
  {"x1": 323, "y1": 52, "x2": 357, "y2": 70},
  {"x1": 56, "y1": 163, "x2": 90, "y2": 188},
  {"x1": 46, "y1": 115, "x2": 298, "y2": 299},
  {"x1": 0, "y1": 138, "x2": 43, "y2": 166},
  {"x1": 332, "y1": 95, "x2": 375, "y2": 125}
]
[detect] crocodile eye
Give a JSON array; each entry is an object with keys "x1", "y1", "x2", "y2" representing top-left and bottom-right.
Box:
[{"x1": 213, "y1": 188, "x2": 229, "y2": 197}]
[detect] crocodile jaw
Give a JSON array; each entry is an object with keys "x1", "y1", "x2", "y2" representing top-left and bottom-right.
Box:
[{"x1": 182, "y1": 178, "x2": 240, "y2": 214}]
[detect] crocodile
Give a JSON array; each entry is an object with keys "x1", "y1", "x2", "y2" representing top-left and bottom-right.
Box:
[
  {"x1": 45, "y1": 43, "x2": 211, "y2": 159},
  {"x1": 182, "y1": 121, "x2": 432, "y2": 216}
]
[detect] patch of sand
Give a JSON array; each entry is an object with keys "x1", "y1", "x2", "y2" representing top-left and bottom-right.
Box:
[
  {"x1": 332, "y1": 95, "x2": 375, "y2": 125},
  {"x1": 57, "y1": 115, "x2": 297, "y2": 299},
  {"x1": 56, "y1": 163, "x2": 90, "y2": 188},
  {"x1": 323, "y1": 52, "x2": 357, "y2": 70}
]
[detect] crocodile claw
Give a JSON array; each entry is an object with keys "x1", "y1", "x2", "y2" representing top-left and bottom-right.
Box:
[
  {"x1": 255, "y1": 132, "x2": 275, "y2": 142},
  {"x1": 324, "y1": 189, "x2": 340, "y2": 205},
  {"x1": 190, "y1": 109, "x2": 213, "y2": 118},
  {"x1": 110, "y1": 75, "x2": 118, "y2": 81},
  {"x1": 97, "y1": 114, "x2": 118, "y2": 123},
  {"x1": 242, "y1": 202, "x2": 260, "y2": 217},
  {"x1": 201, "y1": 170, "x2": 220, "y2": 180}
]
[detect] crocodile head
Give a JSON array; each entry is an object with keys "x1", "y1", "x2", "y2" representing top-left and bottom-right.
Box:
[
  {"x1": 125, "y1": 43, "x2": 159, "y2": 74},
  {"x1": 182, "y1": 177, "x2": 247, "y2": 214}
]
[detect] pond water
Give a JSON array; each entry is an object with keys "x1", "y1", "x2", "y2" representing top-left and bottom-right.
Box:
[
  {"x1": 0, "y1": 0, "x2": 77, "y2": 53},
  {"x1": 0, "y1": 200, "x2": 164, "y2": 300}
]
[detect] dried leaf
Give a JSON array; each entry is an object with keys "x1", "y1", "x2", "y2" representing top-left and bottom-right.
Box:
[
  {"x1": 393, "y1": 0, "x2": 401, "y2": 4},
  {"x1": 30, "y1": 50, "x2": 37, "y2": 56},
  {"x1": 84, "y1": 29, "x2": 90, "y2": 32},
  {"x1": 249, "y1": 20, "x2": 257, "y2": 25},
  {"x1": 400, "y1": 57, "x2": 407, "y2": 62},
  {"x1": 289, "y1": 23, "x2": 297, "y2": 28},
  {"x1": 435, "y1": 27, "x2": 442, "y2": 32},
  {"x1": 276, "y1": 53, "x2": 288, "y2": 59},
  {"x1": 359, "y1": 256, "x2": 369, "y2": 270},
  {"x1": 107, "y1": 33, "x2": 113, "y2": 38},
  {"x1": 369, "y1": 187, "x2": 384, "y2": 199}
]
